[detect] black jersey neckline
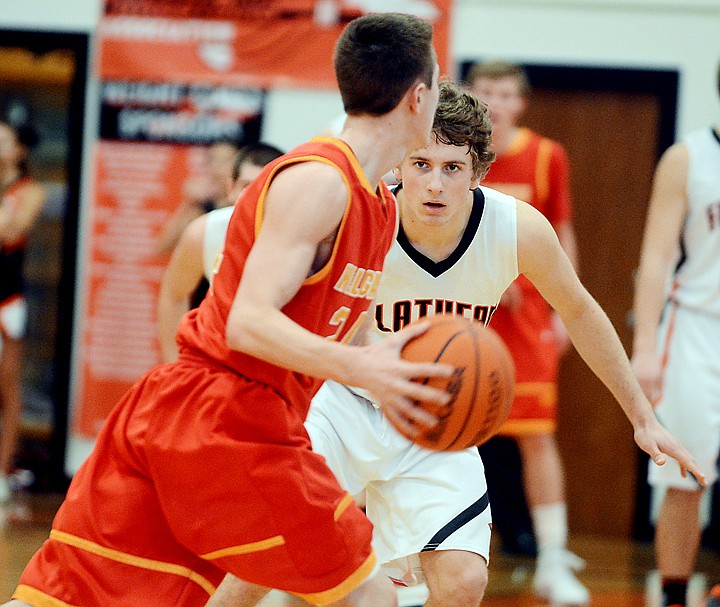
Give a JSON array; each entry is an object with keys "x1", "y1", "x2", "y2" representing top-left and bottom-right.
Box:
[{"x1": 393, "y1": 184, "x2": 485, "y2": 278}]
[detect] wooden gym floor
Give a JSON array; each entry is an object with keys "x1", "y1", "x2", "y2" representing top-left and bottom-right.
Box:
[{"x1": 2, "y1": 492, "x2": 719, "y2": 606}]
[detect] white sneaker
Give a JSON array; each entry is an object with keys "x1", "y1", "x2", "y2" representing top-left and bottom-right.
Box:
[{"x1": 533, "y1": 549, "x2": 590, "y2": 606}]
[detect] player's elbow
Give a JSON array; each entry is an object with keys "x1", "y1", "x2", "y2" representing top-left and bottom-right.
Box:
[{"x1": 225, "y1": 303, "x2": 261, "y2": 353}]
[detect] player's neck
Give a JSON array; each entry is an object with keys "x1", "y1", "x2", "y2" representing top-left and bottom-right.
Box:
[
  {"x1": 491, "y1": 125, "x2": 521, "y2": 155},
  {"x1": 400, "y1": 189, "x2": 474, "y2": 262},
  {"x1": 340, "y1": 115, "x2": 419, "y2": 190}
]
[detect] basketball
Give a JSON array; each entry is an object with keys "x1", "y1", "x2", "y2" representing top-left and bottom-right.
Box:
[{"x1": 395, "y1": 314, "x2": 515, "y2": 451}]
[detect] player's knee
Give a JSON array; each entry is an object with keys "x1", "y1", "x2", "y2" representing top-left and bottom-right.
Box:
[{"x1": 428, "y1": 563, "x2": 487, "y2": 607}]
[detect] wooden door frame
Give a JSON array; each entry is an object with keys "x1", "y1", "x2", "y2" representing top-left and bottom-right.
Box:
[{"x1": 0, "y1": 29, "x2": 89, "y2": 491}]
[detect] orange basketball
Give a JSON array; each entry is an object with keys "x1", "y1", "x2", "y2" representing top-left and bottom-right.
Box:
[{"x1": 396, "y1": 314, "x2": 515, "y2": 451}]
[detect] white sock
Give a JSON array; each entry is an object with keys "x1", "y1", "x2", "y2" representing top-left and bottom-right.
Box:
[{"x1": 532, "y1": 502, "x2": 568, "y2": 556}]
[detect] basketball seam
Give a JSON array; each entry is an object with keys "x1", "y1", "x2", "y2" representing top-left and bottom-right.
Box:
[
  {"x1": 417, "y1": 328, "x2": 467, "y2": 450},
  {"x1": 446, "y1": 326, "x2": 481, "y2": 450}
]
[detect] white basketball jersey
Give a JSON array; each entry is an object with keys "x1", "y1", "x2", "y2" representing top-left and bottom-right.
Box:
[
  {"x1": 372, "y1": 186, "x2": 519, "y2": 339},
  {"x1": 671, "y1": 127, "x2": 720, "y2": 316},
  {"x1": 202, "y1": 205, "x2": 234, "y2": 282}
]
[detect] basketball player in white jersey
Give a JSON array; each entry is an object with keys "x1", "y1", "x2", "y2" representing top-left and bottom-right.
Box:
[
  {"x1": 157, "y1": 142, "x2": 283, "y2": 363},
  {"x1": 159, "y1": 81, "x2": 704, "y2": 607},
  {"x1": 631, "y1": 63, "x2": 720, "y2": 607}
]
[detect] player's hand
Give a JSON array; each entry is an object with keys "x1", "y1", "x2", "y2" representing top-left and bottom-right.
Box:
[
  {"x1": 630, "y1": 350, "x2": 663, "y2": 405},
  {"x1": 354, "y1": 320, "x2": 455, "y2": 437},
  {"x1": 633, "y1": 416, "x2": 707, "y2": 488}
]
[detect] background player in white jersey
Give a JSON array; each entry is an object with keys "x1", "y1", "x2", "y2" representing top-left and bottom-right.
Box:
[
  {"x1": 162, "y1": 80, "x2": 704, "y2": 607},
  {"x1": 631, "y1": 62, "x2": 720, "y2": 607},
  {"x1": 157, "y1": 142, "x2": 283, "y2": 363}
]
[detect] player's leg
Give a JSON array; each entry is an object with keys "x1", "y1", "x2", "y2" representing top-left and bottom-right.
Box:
[
  {"x1": 366, "y1": 441, "x2": 491, "y2": 606},
  {"x1": 654, "y1": 487, "x2": 703, "y2": 606},
  {"x1": 516, "y1": 431, "x2": 589, "y2": 606},
  {"x1": 0, "y1": 335, "x2": 23, "y2": 500},
  {"x1": 325, "y1": 571, "x2": 397, "y2": 607},
  {"x1": 205, "y1": 575, "x2": 271, "y2": 607},
  {"x1": 419, "y1": 549, "x2": 487, "y2": 607},
  {"x1": 649, "y1": 307, "x2": 720, "y2": 607}
]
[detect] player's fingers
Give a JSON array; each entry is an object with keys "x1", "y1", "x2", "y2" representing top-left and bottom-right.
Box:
[
  {"x1": 398, "y1": 378, "x2": 451, "y2": 407},
  {"x1": 650, "y1": 451, "x2": 667, "y2": 467},
  {"x1": 383, "y1": 396, "x2": 438, "y2": 430},
  {"x1": 383, "y1": 406, "x2": 421, "y2": 437},
  {"x1": 403, "y1": 360, "x2": 455, "y2": 379},
  {"x1": 391, "y1": 319, "x2": 432, "y2": 346},
  {"x1": 674, "y1": 453, "x2": 707, "y2": 487}
]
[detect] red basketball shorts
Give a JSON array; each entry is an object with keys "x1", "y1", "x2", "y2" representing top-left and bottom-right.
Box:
[
  {"x1": 491, "y1": 291, "x2": 560, "y2": 436},
  {"x1": 15, "y1": 358, "x2": 376, "y2": 606}
]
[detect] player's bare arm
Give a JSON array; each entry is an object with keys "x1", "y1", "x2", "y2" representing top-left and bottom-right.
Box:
[
  {"x1": 515, "y1": 199, "x2": 706, "y2": 486},
  {"x1": 225, "y1": 162, "x2": 452, "y2": 430},
  {"x1": 631, "y1": 143, "x2": 689, "y2": 400},
  {"x1": 157, "y1": 214, "x2": 208, "y2": 362}
]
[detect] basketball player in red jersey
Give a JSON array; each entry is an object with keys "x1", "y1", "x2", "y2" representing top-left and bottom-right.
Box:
[
  {"x1": 467, "y1": 61, "x2": 586, "y2": 606},
  {"x1": 7, "y1": 14, "x2": 449, "y2": 607},
  {"x1": 0, "y1": 119, "x2": 46, "y2": 504}
]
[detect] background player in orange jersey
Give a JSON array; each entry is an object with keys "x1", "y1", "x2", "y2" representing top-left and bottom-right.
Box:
[
  {"x1": 154, "y1": 137, "x2": 243, "y2": 257},
  {"x1": 0, "y1": 118, "x2": 46, "y2": 505},
  {"x1": 467, "y1": 60, "x2": 587, "y2": 605},
  {"x1": 6, "y1": 13, "x2": 449, "y2": 607}
]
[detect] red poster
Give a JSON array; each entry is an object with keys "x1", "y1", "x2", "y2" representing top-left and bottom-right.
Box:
[{"x1": 74, "y1": 142, "x2": 210, "y2": 437}]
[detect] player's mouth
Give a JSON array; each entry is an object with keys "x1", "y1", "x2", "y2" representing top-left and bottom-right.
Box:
[{"x1": 424, "y1": 200, "x2": 446, "y2": 210}]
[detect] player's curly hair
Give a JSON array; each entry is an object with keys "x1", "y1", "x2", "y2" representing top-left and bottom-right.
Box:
[{"x1": 432, "y1": 80, "x2": 495, "y2": 181}]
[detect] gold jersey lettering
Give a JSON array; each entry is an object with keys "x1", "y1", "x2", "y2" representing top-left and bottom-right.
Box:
[{"x1": 334, "y1": 263, "x2": 380, "y2": 300}]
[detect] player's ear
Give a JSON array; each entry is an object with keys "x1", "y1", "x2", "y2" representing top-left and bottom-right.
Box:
[{"x1": 407, "y1": 79, "x2": 426, "y2": 115}]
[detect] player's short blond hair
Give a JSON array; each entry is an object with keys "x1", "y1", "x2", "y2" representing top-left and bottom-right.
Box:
[{"x1": 466, "y1": 60, "x2": 531, "y2": 97}]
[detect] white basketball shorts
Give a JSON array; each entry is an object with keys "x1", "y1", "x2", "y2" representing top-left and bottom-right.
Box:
[
  {"x1": 306, "y1": 380, "x2": 492, "y2": 586},
  {"x1": 648, "y1": 304, "x2": 720, "y2": 489}
]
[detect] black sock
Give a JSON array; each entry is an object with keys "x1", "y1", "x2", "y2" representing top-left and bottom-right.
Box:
[{"x1": 662, "y1": 578, "x2": 688, "y2": 606}]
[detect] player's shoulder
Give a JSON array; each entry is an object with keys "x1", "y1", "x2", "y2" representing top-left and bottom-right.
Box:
[{"x1": 478, "y1": 185, "x2": 518, "y2": 208}]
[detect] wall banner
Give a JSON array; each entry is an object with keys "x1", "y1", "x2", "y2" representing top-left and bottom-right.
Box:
[
  {"x1": 71, "y1": 80, "x2": 264, "y2": 446},
  {"x1": 98, "y1": 0, "x2": 454, "y2": 87}
]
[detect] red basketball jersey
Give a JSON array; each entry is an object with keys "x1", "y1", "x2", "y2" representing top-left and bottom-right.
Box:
[
  {"x1": 482, "y1": 127, "x2": 571, "y2": 223},
  {"x1": 177, "y1": 137, "x2": 397, "y2": 414}
]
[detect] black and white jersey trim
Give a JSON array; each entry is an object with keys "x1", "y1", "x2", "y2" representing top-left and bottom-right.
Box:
[{"x1": 421, "y1": 491, "x2": 490, "y2": 552}]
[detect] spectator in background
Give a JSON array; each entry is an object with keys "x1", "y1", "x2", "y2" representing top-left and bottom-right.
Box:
[
  {"x1": 154, "y1": 138, "x2": 242, "y2": 257},
  {"x1": 0, "y1": 119, "x2": 46, "y2": 503},
  {"x1": 467, "y1": 60, "x2": 587, "y2": 606},
  {"x1": 157, "y1": 142, "x2": 284, "y2": 362},
  {"x1": 631, "y1": 61, "x2": 720, "y2": 607}
]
